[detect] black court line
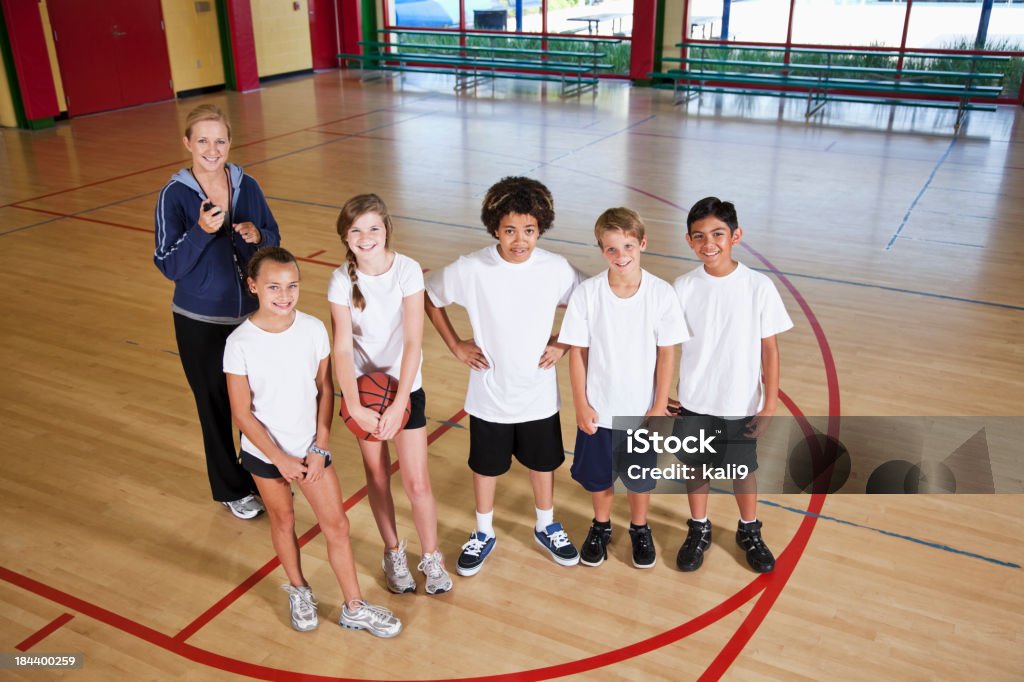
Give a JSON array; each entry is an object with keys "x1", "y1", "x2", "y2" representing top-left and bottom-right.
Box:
[
  {"x1": 264, "y1": 194, "x2": 1024, "y2": 312},
  {"x1": 2, "y1": 189, "x2": 159, "y2": 237}
]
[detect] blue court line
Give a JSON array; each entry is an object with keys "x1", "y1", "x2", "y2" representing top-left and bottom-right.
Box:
[
  {"x1": 563, "y1": 456, "x2": 1020, "y2": 569},
  {"x1": 894, "y1": 235, "x2": 985, "y2": 249},
  {"x1": 756, "y1": 498, "x2": 1021, "y2": 570},
  {"x1": 704, "y1": 484, "x2": 1021, "y2": 569},
  {"x1": 886, "y1": 137, "x2": 957, "y2": 251},
  {"x1": 264, "y1": 195, "x2": 1024, "y2": 312},
  {"x1": 537, "y1": 115, "x2": 657, "y2": 168}
]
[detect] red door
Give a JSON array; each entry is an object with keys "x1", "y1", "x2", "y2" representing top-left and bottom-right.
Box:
[
  {"x1": 109, "y1": 0, "x2": 174, "y2": 105},
  {"x1": 47, "y1": 0, "x2": 174, "y2": 116},
  {"x1": 48, "y1": 0, "x2": 123, "y2": 116},
  {"x1": 308, "y1": 0, "x2": 339, "y2": 70}
]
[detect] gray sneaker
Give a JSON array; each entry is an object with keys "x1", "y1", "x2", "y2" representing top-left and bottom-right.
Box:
[
  {"x1": 417, "y1": 550, "x2": 453, "y2": 595},
  {"x1": 280, "y1": 584, "x2": 318, "y2": 632},
  {"x1": 383, "y1": 540, "x2": 416, "y2": 594},
  {"x1": 222, "y1": 494, "x2": 264, "y2": 520},
  {"x1": 339, "y1": 601, "x2": 402, "y2": 638}
]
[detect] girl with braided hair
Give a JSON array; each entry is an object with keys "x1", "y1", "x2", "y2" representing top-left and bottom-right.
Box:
[{"x1": 328, "y1": 194, "x2": 452, "y2": 596}]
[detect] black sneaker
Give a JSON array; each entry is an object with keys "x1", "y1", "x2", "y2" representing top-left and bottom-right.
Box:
[
  {"x1": 736, "y1": 520, "x2": 775, "y2": 573},
  {"x1": 580, "y1": 521, "x2": 612, "y2": 567},
  {"x1": 629, "y1": 524, "x2": 657, "y2": 569},
  {"x1": 676, "y1": 519, "x2": 712, "y2": 572}
]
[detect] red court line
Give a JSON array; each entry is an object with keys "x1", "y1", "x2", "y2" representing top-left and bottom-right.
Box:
[
  {"x1": 15, "y1": 612, "x2": 74, "y2": 651},
  {"x1": 173, "y1": 408, "x2": 467, "y2": 643},
  {"x1": 2, "y1": 173, "x2": 836, "y2": 679},
  {"x1": 9, "y1": 205, "x2": 154, "y2": 234},
  {"x1": 297, "y1": 256, "x2": 342, "y2": 268},
  {"x1": 604, "y1": 183, "x2": 841, "y2": 679},
  {"x1": 0, "y1": 109, "x2": 391, "y2": 211},
  {"x1": 306, "y1": 249, "x2": 326, "y2": 259},
  {"x1": 698, "y1": 244, "x2": 841, "y2": 679},
  {"x1": 0, "y1": 561, "x2": 767, "y2": 682}
]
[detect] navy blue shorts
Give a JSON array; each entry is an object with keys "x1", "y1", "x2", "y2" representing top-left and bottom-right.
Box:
[
  {"x1": 572, "y1": 427, "x2": 656, "y2": 494},
  {"x1": 241, "y1": 450, "x2": 333, "y2": 479}
]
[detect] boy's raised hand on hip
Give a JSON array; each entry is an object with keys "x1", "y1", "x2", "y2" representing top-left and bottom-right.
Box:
[
  {"x1": 538, "y1": 337, "x2": 568, "y2": 369},
  {"x1": 453, "y1": 339, "x2": 489, "y2": 370}
]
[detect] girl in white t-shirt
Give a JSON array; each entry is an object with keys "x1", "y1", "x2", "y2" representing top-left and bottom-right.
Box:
[
  {"x1": 329, "y1": 195, "x2": 452, "y2": 596},
  {"x1": 224, "y1": 247, "x2": 402, "y2": 638}
]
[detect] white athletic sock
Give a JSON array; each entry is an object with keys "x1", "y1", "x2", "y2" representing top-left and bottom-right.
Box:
[
  {"x1": 475, "y1": 510, "x2": 494, "y2": 538},
  {"x1": 691, "y1": 516, "x2": 708, "y2": 524},
  {"x1": 535, "y1": 506, "x2": 554, "y2": 532},
  {"x1": 739, "y1": 517, "x2": 757, "y2": 525}
]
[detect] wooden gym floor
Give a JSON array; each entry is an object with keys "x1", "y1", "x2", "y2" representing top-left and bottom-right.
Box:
[{"x1": 1, "y1": 72, "x2": 1021, "y2": 681}]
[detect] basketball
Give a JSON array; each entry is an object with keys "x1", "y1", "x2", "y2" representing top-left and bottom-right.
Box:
[{"x1": 339, "y1": 372, "x2": 411, "y2": 442}]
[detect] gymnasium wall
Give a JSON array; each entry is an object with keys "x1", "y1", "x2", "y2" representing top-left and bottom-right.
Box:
[
  {"x1": 251, "y1": 0, "x2": 313, "y2": 77},
  {"x1": 0, "y1": 38, "x2": 16, "y2": 127},
  {"x1": 160, "y1": 0, "x2": 226, "y2": 93},
  {"x1": 661, "y1": 0, "x2": 683, "y2": 63},
  {"x1": 39, "y1": 1, "x2": 65, "y2": 113}
]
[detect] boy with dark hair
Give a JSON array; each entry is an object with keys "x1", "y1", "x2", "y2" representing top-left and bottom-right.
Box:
[
  {"x1": 673, "y1": 196, "x2": 793, "y2": 573},
  {"x1": 425, "y1": 176, "x2": 584, "y2": 576}
]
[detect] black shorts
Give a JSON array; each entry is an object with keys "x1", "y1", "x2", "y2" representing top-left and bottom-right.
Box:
[
  {"x1": 405, "y1": 388, "x2": 427, "y2": 430},
  {"x1": 241, "y1": 450, "x2": 333, "y2": 479},
  {"x1": 572, "y1": 427, "x2": 656, "y2": 494},
  {"x1": 338, "y1": 387, "x2": 427, "y2": 431},
  {"x1": 469, "y1": 412, "x2": 565, "y2": 476},
  {"x1": 671, "y1": 408, "x2": 759, "y2": 476}
]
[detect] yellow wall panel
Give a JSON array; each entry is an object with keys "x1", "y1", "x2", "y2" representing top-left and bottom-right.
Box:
[
  {"x1": 160, "y1": 0, "x2": 225, "y2": 93},
  {"x1": 252, "y1": 0, "x2": 312, "y2": 78},
  {"x1": 0, "y1": 41, "x2": 17, "y2": 127},
  {"x1": 662, "y1": 1, "x2": 684, "y2": 62},
  {"x1": 39, "y1": 1, "x2": 66, "y2": 113}
]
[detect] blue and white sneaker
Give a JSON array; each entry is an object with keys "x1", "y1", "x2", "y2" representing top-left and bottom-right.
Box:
[
  {"x1": 534, "y1": 522, "x2": 580, "y2": 567},
  {"x1": 456, "y1": 531, "x2": 496, "y2": 577}
]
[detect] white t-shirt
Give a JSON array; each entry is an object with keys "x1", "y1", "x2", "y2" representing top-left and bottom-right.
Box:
[
  {"x1": 223, "y1": 311, "x2": 331, "y2": 463},
  {"x1": 425, "y1": 245, "x2": 584, "y2": 423},
  {"x1": 559, "y1": 269, "x2": 689, "y2": 429},
  {"x1": 327, "y1": 253, "x2": 425, "y2": 391},
  {"x1": 673, "y1": 262, "x2": 793, "y2": 418}
]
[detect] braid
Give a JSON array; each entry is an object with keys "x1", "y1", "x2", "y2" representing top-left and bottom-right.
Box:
[
  {"x1": 345, "y1": 248, "x2": 366, "y2": 311},
  {"x1": 337, "y1": 193, "x2": 394, "y2": 313}
]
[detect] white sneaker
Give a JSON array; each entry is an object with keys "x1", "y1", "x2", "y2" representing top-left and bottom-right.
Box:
[
  {"x1": 222, "y1": 494, "x2": 264, "y2": 520},
  {"x1": 383, "y1": 540, "x2": 416, "y2": 594},
  {"x1": 418, "y1": 550, "x2": 453, "y2": 595},
  {"x1": 281, "y1": 584, "x2": 318, "y2": 632},
  {"x1": 339, "y1": 600, "x2": 402, "y2": 638}
]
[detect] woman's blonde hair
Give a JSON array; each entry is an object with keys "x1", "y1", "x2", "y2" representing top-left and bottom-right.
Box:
[{"x1": 184, "y1": 104, "x2": 232, "y2": 141}]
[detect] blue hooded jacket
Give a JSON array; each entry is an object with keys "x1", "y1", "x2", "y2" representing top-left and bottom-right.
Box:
[{"x1": 154, "y1": 164, "x2": 280, "y2": 319}]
